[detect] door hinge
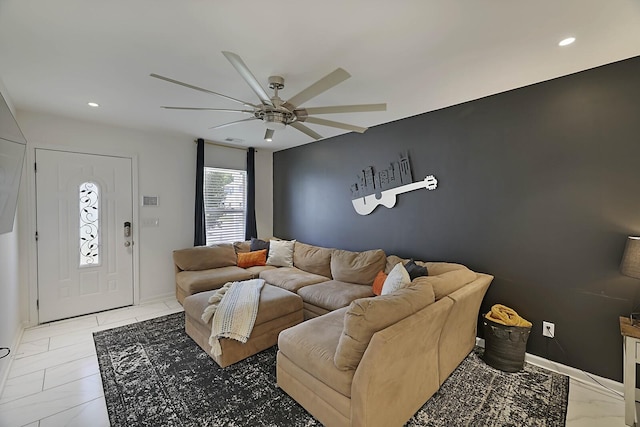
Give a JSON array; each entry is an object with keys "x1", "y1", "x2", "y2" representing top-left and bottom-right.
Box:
[
  {"x1": 36, "y1": 299, "x2": 39, "y2": 310},
  {"x1": 34, "y1": 162, "x2": 37, "y2": 173},
  {"x1": 35, "y1": 231, "x2": 38, "y2": 241}
]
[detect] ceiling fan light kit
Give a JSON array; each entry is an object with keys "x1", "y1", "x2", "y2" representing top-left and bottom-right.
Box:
[{"x1": 151, "y1": 51, "x2": 386, "y2": 143}]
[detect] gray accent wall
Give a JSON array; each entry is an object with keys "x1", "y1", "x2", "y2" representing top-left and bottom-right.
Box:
[{"x1": 273, "y1": 56, "x2": 640, "y2": 382}]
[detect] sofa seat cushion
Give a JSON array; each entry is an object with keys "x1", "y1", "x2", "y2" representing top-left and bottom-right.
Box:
[
  {"x1": 244, "y1": 265, "x2": 278, "y2": 277},
  {"x1": 297, "y1": 280, "x2": 374, "y2": 312},
  {"x1": 259, "y1": 267, "x2": 330, "y2": 293},
  {"x1": 183, "y1": 283, "x2": 303, "y2": 328},
  {"x1": 173, "y1": 244, "x2": 237, "y2": 271},
  {"x1": 278, "y1": 307, "x2": 354, "y2": 397},
  {"x1": 334, "y1": 281, "x2": 436, "y2": 370},
  {"x1": 293, "y1": 241, "x2": 334, "y2": 278},
  {"x1": 331, "y1": 249, "x2": 386, "y2": 285},
  {"x1": 176, "y1": 266, "x2": 253, "y2": 296}
]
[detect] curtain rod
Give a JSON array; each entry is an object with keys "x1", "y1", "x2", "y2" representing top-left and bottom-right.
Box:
[{"x1": 193, "y1": 138, "x2": 249, "y2": 152}]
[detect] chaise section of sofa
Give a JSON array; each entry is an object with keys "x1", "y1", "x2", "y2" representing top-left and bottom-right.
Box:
[
  {"x1": 277, "y1": 263, "x2": 493, "y2": 427},
  {"x1": 173, "y1": 244, "x2": 254, "y2": 304}
]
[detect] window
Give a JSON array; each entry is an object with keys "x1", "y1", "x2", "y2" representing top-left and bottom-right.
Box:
[
  {"x1": 79, "y1": 181, "x2": 100, "y2": 266},
  {"x1": 203, "y1": 167, "x2": 247, "y2": 244}
]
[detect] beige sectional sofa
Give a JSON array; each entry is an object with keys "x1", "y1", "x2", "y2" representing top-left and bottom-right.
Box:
[{"x1": 172, "y1": 240, "x2": 493, "y2": 426}]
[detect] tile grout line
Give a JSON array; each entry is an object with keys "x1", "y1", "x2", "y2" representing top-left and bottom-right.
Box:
[{"x1": 37, "y1": 395, "x2": 107, "y2": 426}]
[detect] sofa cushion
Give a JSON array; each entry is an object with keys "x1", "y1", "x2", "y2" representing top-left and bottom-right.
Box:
[
  {"x1": 330, "y1": 249, "x2": 386, "y2": 286},
  {"x1": 184, "y1": 283, "x2": 302, "y2": 327},
  {"x1": 267, "y1": 239, "x2": 296, "y2": 267},
  {"x1": 415, "y1": 268, "x2": 477, "y2": 300},
  {"x1": 237, "y1": 249, "x2": 267, "y2": 268},
  {"x1": 384, "y1": 255, "x2": 407, "y2": 274},
  {"x1": 381, "y1": 262, "x2": 411, "y2": 295},
  {"x1": 334, "y1": 281, "x2": 436, "y2": 371},
  {"x1": 175, "y1": 266, "x2": 253, "y2": 296},
  {"x1": 234, "y1": 240, "x2": 251, "y2": 254},
  {"x1": 259, "y1": 267, "x2": 329, "y2": 293},
  {"x1": 424, "y1": 262, "x2": 467, "y2": 276},
  {"x1": 173, "y1": 244, "x2": 237, "y2": 271},
  {"x1": 297, "y1": 280, "x2": 375, "y2": 312},
  {"x1": 278, "y1": 307, "x2": 354, "y2": 397},
  {"x1": 293, "y1": 241, "x2": 333, "y2": 278},
  {"x1": 244, "y1": 265, "x2": 277, "y2": 277}
]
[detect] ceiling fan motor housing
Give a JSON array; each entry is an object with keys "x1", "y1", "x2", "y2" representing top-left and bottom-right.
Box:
[{"x1": 263, "y1": 111, "x2": 288, "y2": 130}]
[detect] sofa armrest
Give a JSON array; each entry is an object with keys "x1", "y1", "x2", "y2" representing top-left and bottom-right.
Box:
[
  {"x1": 350, "y1": 297, "x2": 454, "y2": 427},
  {"x1": 438, "y1": 273, "x2": 493, "y2": 384}
]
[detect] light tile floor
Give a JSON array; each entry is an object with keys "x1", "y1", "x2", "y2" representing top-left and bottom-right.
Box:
[{"x1": 0, "y1": 298, "x2": 631, "y2": 426}]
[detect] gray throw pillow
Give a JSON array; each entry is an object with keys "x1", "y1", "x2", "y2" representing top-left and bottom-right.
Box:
[
  {"x1": 250, "y1": 237, "x2": 270, "y2": 252},
  {"x1": 405, "y1": 259, "x2": 428, "y2": 280}
]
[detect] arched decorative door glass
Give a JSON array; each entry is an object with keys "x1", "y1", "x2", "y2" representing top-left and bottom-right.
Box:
[{"x1": 79, "y1": 181, "x2": 100, "y2": 266}]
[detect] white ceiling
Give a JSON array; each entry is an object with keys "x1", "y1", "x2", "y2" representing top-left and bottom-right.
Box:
[{"x1": 1, "y1": 1, "x2": 639, "y2": 151}]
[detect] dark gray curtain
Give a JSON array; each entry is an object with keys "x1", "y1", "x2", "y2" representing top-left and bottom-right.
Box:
[
  {"x1": 245, "y1": 147, "x2": 257, "y2": 240},
  {"x1": 194, "y1": 138, "x2": 206, "y2": 246}
]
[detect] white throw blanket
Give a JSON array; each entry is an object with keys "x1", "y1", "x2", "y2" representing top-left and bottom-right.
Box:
[{"x1": 201, "y1": 279, "x2": 265, "y2": 357}]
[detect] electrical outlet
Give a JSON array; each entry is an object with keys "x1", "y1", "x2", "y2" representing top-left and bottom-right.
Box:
[{"x1": 543, "y1": 321, "x2": 555, "y2": 338}]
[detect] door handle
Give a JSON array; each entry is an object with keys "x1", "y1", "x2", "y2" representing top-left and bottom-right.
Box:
[{"x1": 124, "y1": 241, "x2": 132, "y2": 247}]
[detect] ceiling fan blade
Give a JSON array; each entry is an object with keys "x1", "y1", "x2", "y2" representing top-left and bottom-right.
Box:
[
  {"x1": 208, "y1": 117, "x2": 259, "y2": 130},
  {"x1": 302, "y1": 117, "x2": 368, "y2": 133},
  {"x1": 290, "y1": 122, "x2": 323, "y2": 140},
  {"x1": 161, "y1": 106, "x2": 254, "y2": 113},
  {"x1": 302, "y1": 103, "x2": 387, "y2": 115},
  {"x1": 150, "y1": 73, "x2": 257, "y2": 108},
  {"x1": 222, "y1": 51, "x2": 273, "y2": 106},
  {"x1": 284, "y1": 68, "x2": 351, "y2": 109}
]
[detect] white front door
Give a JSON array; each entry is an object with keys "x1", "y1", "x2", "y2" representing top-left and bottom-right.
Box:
[{"x1": 35, "y1": 149, "x2": 134, "y2": 323}]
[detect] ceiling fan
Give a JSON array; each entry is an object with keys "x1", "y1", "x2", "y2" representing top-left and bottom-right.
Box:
[{"x1": 151, "y1": 51, "x2": 386, "y2": 142}]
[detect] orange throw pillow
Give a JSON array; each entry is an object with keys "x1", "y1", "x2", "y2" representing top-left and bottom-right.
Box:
[
  {"x1": 237, "y1": 249, "x2": 267, "y2": 268},
  {"x1": 372, "y1": 270, "x2": 387, "y2": 296}
]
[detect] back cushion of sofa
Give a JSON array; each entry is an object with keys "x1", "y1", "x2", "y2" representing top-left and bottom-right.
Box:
[
  {"x1": 384, "y1": 255, "x2": 407, "y2": 274},
  {"x1": 293, "y1": 241, "x2": 333, "y2": 278},
  {"x1": 334, "y1": 282, "x2": 436, "y2": 370},
  {"x1": 331, "y1": 249, "x2": 386, "y2": 285},
  {"x1": 414, "y1": 267, "x2": 477, "y2": 300},
  {"x1": 233, "y1": 240, "x2": 251, "y2": 254},
  {"x1": 173, "y1": 244, "x2": 237, "y2": 271},
  {"x1": 424, "y1": 262, "x2": 467, "y2": 276}
]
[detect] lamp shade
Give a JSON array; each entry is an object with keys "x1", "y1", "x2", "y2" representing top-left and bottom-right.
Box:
[{"x1": 621, "y1": 236, "x2": 640, "y2": 279}]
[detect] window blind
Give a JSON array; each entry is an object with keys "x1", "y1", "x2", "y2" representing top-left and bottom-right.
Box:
[{"x1": 203, "y1": 167, "x2": 247, "y2": 244}]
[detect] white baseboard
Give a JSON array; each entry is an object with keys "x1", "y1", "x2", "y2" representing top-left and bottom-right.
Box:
[
  {"x1": 475, "y1": 337, "x2": 624, "y2": 398},
  {"x1": 139, "y1": 291, "x2": 176, "y2": 305}
]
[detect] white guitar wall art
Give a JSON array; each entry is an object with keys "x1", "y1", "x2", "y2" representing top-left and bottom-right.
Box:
[
  {"x1": 351, "y1": 176, "x2": 438, "y2": 215},
  {"x1": 349, "y1": 153, "x2": 438, "y2": 216}
]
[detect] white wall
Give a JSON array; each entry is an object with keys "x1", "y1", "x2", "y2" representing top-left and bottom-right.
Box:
[
  {"x1": 255, "y1": 149, "x2": 273, "y2": 239},
  {"x1": 16, "y1": 110, "x2": 273, "y2": 311},
  {"x1": 0, "y1": 78, "x2": 22, "y2": 388}
]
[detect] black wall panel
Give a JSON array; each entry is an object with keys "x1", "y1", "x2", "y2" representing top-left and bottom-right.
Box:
[{"x1": 273, "y1": 56, "x2": 640, "y2": 381}]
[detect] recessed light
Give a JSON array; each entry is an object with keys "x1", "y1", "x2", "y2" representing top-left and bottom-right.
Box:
[
  {"x1": 558, "y1": 37, "x2": 575, "y2": 47},
  {"x1": 87, "y1": 102, "x2": 100, "y2": 108}
]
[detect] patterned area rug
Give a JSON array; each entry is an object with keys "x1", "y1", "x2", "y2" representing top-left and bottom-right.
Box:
[{"x1": 94, "y1": 312, "x2": 568, "y2": 427}]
